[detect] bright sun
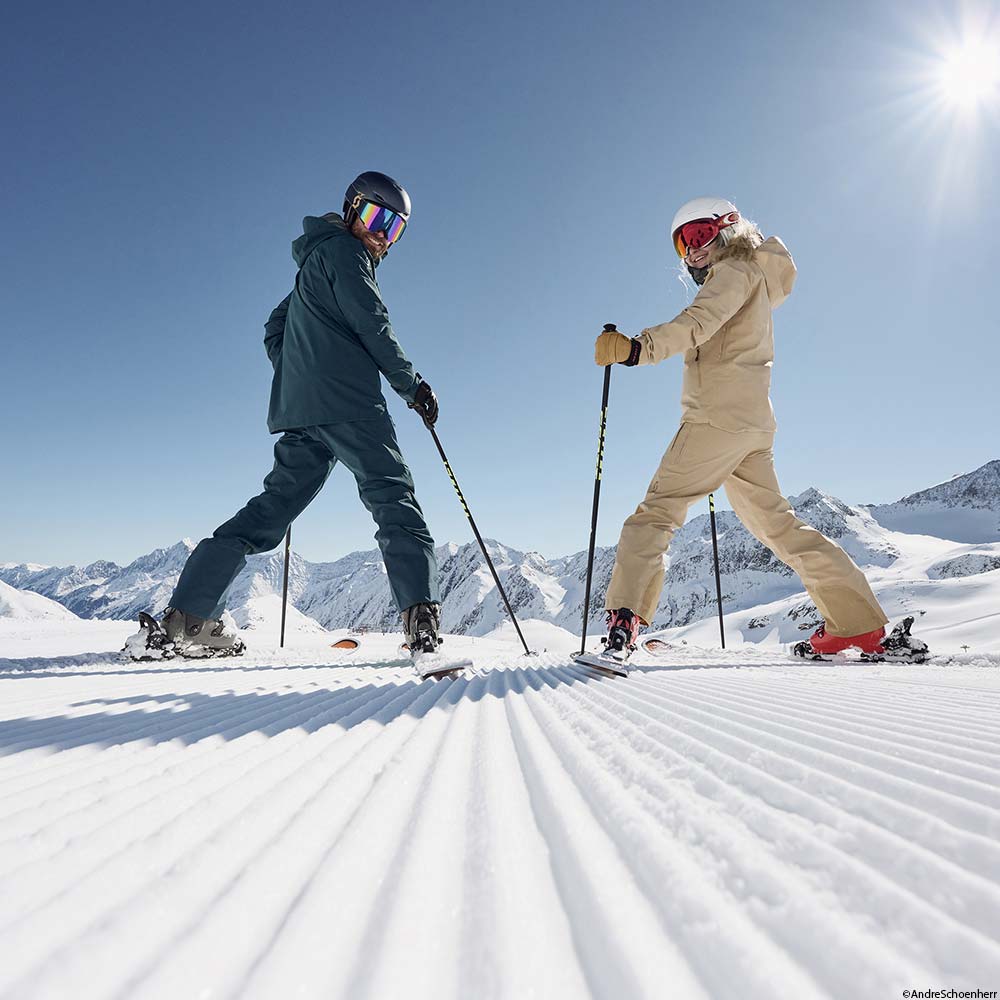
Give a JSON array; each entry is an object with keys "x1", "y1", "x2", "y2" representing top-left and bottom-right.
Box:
[{"x1": 934, "y1": 38, "x2": 1000, "y2": 112}]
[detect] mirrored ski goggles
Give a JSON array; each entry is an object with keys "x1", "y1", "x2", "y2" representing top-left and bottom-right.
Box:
[
  {"x1": 357, "y1": 200, "x2": 408, "y2": 245},
  {"x1": 672, "y1": 212, "x2": 740, "y2": 258}
]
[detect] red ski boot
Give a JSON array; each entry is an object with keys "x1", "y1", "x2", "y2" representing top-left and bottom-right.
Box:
[
  {"x1": 794, "y1": 623, "x2": 885, "y2": 660},
  {"x1": 603, "y1": 608, "x2": 643, "y2": 657}
]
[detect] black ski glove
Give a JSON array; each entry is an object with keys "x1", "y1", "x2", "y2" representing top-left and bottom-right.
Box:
[{"x1": 409, "y1": 379, "x2": 439, "y2": 428}]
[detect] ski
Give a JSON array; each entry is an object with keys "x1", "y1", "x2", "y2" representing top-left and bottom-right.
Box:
[
  {"x1": 411, "y1": 651, "x2": 473, "y2": 680},
  {"x1": 573, "y1": 650, "x2": 631, "y2": 677},
  {"x1": 330, "y1": 637, "x2": 362, "y2": 651},
  {"x1": 397, "y1": 640, "x2": 471, "y2": 679},
  {"x1": 641, "y1": 637, "x2": 672, "y2": 656}
]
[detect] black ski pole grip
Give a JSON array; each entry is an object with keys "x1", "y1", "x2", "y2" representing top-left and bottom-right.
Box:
[{"x1": 603, "y1": 323, "x2": 617, "y2": 332}]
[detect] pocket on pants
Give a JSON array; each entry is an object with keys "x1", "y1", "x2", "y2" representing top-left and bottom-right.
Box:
[{"x1": 649, "y1": 424, "x2": 688, "y2": 494}]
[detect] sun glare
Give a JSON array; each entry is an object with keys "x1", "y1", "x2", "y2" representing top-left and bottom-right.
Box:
[{"x1": 934, "y1": 38, "x2": 1000, "y2": 112}]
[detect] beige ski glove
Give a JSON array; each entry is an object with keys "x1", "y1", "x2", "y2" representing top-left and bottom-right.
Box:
[{"x1": 594, "y1": 330, "x2": 641, "y2": 366}]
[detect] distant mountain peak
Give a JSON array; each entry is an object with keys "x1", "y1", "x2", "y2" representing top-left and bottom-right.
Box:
[{"x1": 895, "y1": 459, "x2": 1000, "y2": 510}]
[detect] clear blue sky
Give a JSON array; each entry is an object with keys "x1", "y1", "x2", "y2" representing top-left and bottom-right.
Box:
[{"x1": 2, "y1": 0, "x2": 997, "y2": 567}]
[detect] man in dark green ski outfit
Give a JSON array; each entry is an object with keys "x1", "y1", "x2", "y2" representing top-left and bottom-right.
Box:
[{"x1": 156, "y1": 171, "x2": 441, "y2": 656}]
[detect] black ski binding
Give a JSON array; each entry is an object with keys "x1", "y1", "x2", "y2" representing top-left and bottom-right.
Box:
[
  {"x1": 126, "y1": 611, "x2": 177, "y2": 661},
  {"x1": 792, "y1": 639, "x2": 821, "y2": 660},
  {"x1": 863, "y1": 616, "x2": 929, "y2": 663}
]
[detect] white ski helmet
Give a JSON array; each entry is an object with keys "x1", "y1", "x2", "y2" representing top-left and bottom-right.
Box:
[{"x1": 670, "y1": 197, "x2": 740, "y2": 254}]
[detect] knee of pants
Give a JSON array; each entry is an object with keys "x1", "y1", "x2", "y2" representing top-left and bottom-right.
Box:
[
  {"x1": 364, "y1": 484, "x2": 428, "y2": 529},
  {"x1": 213, "y1": 524, "x2": 286, "y2": 557},
  {"x1": 623, "y1": 499, "x2": 688, "y2": 535},
  {"x1": 360, "y1": 478, "x2": 415, "y2": 512}
]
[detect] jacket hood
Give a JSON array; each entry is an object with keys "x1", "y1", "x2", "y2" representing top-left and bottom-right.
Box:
[
  {"x1": 291, "y1": 213, "x2": 353, "y2": 268},
  {"x1": 754, "y1": 237, "x2": 795, "y2": 307},
  {"x1": 713, "y1": 233, "x2": 795, "y2": 308},
  {"x1": 756, "y1": 236, "x2": 795, "y2": 309}
]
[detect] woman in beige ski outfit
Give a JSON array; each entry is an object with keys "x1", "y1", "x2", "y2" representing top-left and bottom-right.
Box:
[{"x1": 593, "y1": 198, "x2": 890, "y2": 658}]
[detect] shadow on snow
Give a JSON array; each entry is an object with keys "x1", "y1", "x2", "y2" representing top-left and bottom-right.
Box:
[{"x1": 0, "y1": 661, "x2": 698, "y2": 754}]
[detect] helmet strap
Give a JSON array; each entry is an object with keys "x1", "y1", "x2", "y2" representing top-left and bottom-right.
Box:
[{"x1": 343, "y1": 192, "x2": 366, "y2": 228}]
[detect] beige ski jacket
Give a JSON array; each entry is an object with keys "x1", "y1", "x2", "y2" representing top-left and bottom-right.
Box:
[{"x1": 636, "y1": 235, "x2": 797, "y2": 433}]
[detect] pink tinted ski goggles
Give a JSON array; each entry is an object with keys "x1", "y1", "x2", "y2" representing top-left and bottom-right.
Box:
[
  {"x1": 673, "y1": 212, "x2": 740, "y2": 258},
  {"x1": 357, "y1": 200, "x2": 408, "y2": 245}
]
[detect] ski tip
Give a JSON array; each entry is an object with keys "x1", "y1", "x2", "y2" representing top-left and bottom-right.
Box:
[
  {"x1": 641, "y1": 637, "x2": 671, "y2": 655},
  {"x1": 414, "y1": 656, "x2": 473, "y2": 680},
  {"x1": 572, "y1": 652, "x2": 630, "y2": 677},
  {"x1": 331, "y1": 638, "x2": 361, "y2": 650}
]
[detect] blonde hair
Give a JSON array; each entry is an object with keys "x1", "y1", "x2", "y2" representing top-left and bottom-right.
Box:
[
  {"x1": 674, "y1": 213, "x2": 763, "y2": 293},
  {"x1": 717, "y1": 215, "x2": 763, "y2": 251}
]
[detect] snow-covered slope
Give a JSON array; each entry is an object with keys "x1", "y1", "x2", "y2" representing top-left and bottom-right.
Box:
[
  {"x1": 0, "y1": 580, "x2": 78, "y2": 623},
  {"x1": 0, "y1": 628, "x2": 997, "y2": 998}
]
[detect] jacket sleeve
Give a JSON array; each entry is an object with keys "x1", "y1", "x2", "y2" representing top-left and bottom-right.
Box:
[
  {"x1": 264, "y1": 294, "x2": 290, "y2": 369},
  {"x1": 331, "y1": 246, "x2": 421, "y2": 403},
  {"x1": 636, "y1": 262, "x2": 752, "y2": 364}
]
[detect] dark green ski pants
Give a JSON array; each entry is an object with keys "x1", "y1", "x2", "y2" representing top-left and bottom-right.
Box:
[{"x1": 170, "y1": 413, "x2": 439, "y2": 620}]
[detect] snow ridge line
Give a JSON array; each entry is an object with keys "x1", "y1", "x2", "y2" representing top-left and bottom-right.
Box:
[
  {"x1": 228, "y1": 676, "x2": 472, "y2": 1000},
  {"x1": 1, "y1": 650, "x2": 998, "y2": 999},
  {"x1": 553, "y1": 663, "x2": 1000, "y2": 972},
  {"x1": 502, "y1": 667, "x2": 716, "y2": 1000},
  {"x1": 635, "y1": 681, "x2": 1000, "y2": 807},
  {"x1": 598, "y1": 668, "x2": 1000, "y2": 883},
  {"x1": 668, "y1": 673, "x2": 1000, "y2": 762},
  {"x1": 517, "y1": 664, "x2": 838, "y2": 998},
  {"x1": 672, "y1": 671, "x2": 1000, "y2": 735},
  {"x1": 0, "y1": 682, "x2": 377, "y2": 813},
  {"x1": 113, "y1": 676, "x2": 460, "y2": 1000},
  {"x1": 0, "y1": 678, "x2": 451, "y2": 994},
  {"x1": 0, "y1": 683, "x2": 387, "y2": 852},
  {"x1": 335, "y1": 674, "x2": 484, "y2": 999},
  {"x1": 612, "y1": 671, "x2": 1000, "y2": 850}
]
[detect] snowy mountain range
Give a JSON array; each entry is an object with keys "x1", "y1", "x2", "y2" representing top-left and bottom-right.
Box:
[{"x1": 3, "y1": 460, "x2": 999, "y2": 641}]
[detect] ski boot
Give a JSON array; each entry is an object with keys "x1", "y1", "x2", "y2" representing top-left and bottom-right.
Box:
[
  {"x1": 402, "y1": 603, "x2": 465, "y2": 679},
  {"x1": 872, "y1": 616, "x2": 929, "y2": 663},
  {"x1": 794, "y1": 622, "x2": 886, "y2": 660},
  {"x1": 573, "y1": 608, "x2": 642, "y2": 677},
  {"x1": 162, "y1": 607, "x2": 245, "y2": 658},
  {"x1": 124, "y1": 607, "x2": 245, "y2": 661},
  {"x1": 403, "y1": 602, "x2": 442, "y2": 653},
  {"x1": 603, "y1": 608, "x2": 642, "y2": 660}
]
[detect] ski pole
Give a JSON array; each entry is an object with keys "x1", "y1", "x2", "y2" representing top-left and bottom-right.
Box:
[
  {"x1": 708, "y1": 493, "x2": 725, "y2": 648},
  {"x1": 280, "y1": 525, "x2": 291, "y2": 648},
  {"x1": 579, "y1": 323, "x2": 616, "y2": 656},
  {"x1": 427, "y1": 424, "x2": 534, "y2": 656}
]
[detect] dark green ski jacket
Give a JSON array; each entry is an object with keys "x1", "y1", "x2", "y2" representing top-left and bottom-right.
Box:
[{"x1": 264, "y1": 214, "x2": 420, "y2": 432}]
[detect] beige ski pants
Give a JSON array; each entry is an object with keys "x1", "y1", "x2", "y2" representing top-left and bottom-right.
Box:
[{"x1": 605, "y1": 423, "x2": 888, "y2": 637}]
